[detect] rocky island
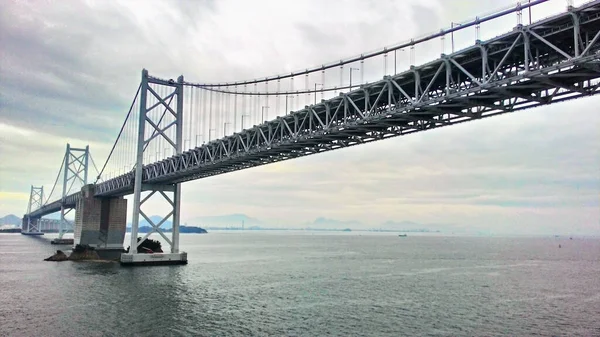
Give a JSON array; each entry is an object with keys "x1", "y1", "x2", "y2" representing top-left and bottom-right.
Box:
[
  {"x1": 44, "y1": 238, "x2": 166, "y2": 262},
  {"x1": 44, "y1": 244, "x2": 100, "y2": 261}
]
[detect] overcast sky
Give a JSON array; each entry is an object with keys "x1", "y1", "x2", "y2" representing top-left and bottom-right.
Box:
[{"x1": 1, "y1": 0, "x2": 598, "y2": 234}]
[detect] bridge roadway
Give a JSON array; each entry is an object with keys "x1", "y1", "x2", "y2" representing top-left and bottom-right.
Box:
[{"x1": 28, "y1": 0, "x2": 600, "y2": 219}]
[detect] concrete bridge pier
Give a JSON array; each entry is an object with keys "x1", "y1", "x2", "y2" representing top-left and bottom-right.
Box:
[{"x1": 74, "y1": 184, "x2": 127, "y2": 259}]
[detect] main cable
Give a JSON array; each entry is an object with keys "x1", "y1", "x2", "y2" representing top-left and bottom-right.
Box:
[
  {"x1": 96, "y1": 83, "x2": 141, "y2": 183},
  {"x1": 44, "y1": 152, "x2": 66, "y2": 205}
]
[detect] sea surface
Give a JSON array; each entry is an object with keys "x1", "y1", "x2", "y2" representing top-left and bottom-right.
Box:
[{"x1": 0, "y1": 232, "x2": 599, "y2": 337}]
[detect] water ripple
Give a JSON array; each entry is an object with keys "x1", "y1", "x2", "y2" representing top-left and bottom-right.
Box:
[{"x1": 1, "y1": 234, "x2": 599, "y2": 336}]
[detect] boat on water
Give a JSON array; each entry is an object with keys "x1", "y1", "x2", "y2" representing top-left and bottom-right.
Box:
[{"x1": 398, "y1": 234, "x2": 407, "y2": 237}]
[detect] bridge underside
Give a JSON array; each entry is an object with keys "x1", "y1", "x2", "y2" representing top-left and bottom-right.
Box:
[
  {"x1": 149, "y1": 62, "x2": 599, "y2": 185},
  {"x1": 26, "y1": 193, "x2": 78, "y2": 222}
]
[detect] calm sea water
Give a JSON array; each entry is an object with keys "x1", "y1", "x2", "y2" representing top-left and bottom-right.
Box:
[{"x1": 0, "y1": 232, "x2": 598, "y2": 336}]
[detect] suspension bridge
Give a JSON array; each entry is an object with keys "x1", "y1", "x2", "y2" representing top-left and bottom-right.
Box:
[{"x1": 21, "y1": 0, "x2": 600, "y2": 265}]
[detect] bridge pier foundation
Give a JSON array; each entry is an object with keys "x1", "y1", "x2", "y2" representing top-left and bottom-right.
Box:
[
  {"x1": 119, "y1": 183, "x2": 188, "y2": 266},
  {"x1": 21, "y1": 217, "x2": 43, "y2": 235},
  {"x1": 74, "y1": 184, "x2": 127, "y2": 258},
  {"x1": 51, "y1": 238, "x2": 74, "y2": 245}
]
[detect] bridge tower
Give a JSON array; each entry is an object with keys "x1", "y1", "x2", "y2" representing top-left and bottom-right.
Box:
[
  {"x1": 58, "y1": 144, "x2": 89, "y2": 239},
  {"x1": 22, "y1": 186, "x2": 44, "y2": 235},
  {"x1": 121, "y1": 69, "x2": 187, "y2": 265}
]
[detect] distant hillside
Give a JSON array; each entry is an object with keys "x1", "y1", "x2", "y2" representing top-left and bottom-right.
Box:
[
  {"x1": 121, "y1": 213, "x2": 442, "y2": 232},
  {"x1": 127, "y1": 225, "x2": 207, "y2": 234},
  {"x1": 127, "y1": 214, "x2": 262, "y2": 229},
  {"x1": 127, "y1": 215, "x2": 173, "y2": 229},
  {"x1": 302, "y1": 217, "x2": 439, "y2": 232},
  {"x1": 378, "y1": 220, "x2": 424, "y2": 230},
  {"x1": 0, "y1": 214, "x2": 21, "y2": 226},
  {"x1": 304, "y1": 217, "x2": 365, "y2": 229},
  {"x1": 4, "y1": 210, "x2": 441, "y2": 232},
  {"x1": 186, "y1": 213, "x2": 263, "y2": 227}
]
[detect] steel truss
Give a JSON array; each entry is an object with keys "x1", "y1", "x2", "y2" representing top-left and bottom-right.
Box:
[
  {"x1": 25, "y1": 146, "x2": 90, "y2": 225},
  {"x1": 38, "y1": 218, "x2": 74, "y2": 232},
  {"x1": 127, "y1": 69, "x2": 184, "y2": 255},
  {"x1": 24, "y1": 186, "x2": 44, "y2": 233},
  {"x1": 57, "y1": 144, "x2": 89, "y2": 238},
  {"x1": 91, "y1": 1, "x2": 600, "y2": 196},
  {"x1": 28, "y1": 193, "x2": 79, "y2": 219}
]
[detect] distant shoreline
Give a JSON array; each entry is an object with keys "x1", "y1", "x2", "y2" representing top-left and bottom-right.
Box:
[
  {"x1": 4, "y1": 226, "x2": 596, "y2": 238},
  {"x1": 196, "y1": 229, "x2": 600, "y2": 238},
  {"x1": 203, "y1": 227, "x2": 440, "y2": 233}
]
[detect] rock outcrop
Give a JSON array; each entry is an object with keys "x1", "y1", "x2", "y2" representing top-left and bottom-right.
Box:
[
  {"x1": 44, "y1": 244, "x2": 100, "y2": 262},
  {"x1": 44, "y1": 240, "x2": 166, "y2": 262},
  {"x1": 126, "y1": 237, "x2": 163, "y2": 254},
  {"x1": 44, "y1": 250, "x2": 69, "y2": 261},
  {"x1": 68, "y1": 244, "x2": 100, "y2": 260}
]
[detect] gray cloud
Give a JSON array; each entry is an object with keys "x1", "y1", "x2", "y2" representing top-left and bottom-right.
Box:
[{"x1": 0, "y1": 0, "x2": 598, "y2": 234}]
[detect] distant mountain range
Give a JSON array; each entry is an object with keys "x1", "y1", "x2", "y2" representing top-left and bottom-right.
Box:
[
  {"x1": 301, "y1": 217, "x2": 434, "y2": 231},
  {"x1": 182, "y1": 214, "x2": 436, "y2": 231},
  {"x1": 2, "y1": 212, "x2": 436, "y2": 232},
  {"x1": 187, "y1": 213, "x2": 263, "y2": 227},
  {"x1": 125, "y1": 214, "x2": 262, "y2": 229},
  {"x1": 378, "y1": 220, "x2": 426, "y2": 230},
  {"x1": 127, "y1": 215, "x2": 173, "y2": 229},
  {"x1": 304, "y1": 217, "x2": 364, "y2": 229},
  {"x1": 1, "y1": 213, "x2": 67, "y2": 227}
]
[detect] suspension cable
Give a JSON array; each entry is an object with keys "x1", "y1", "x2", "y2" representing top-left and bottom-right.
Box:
[
  {"x1": 187, "y1": 82, "x2": 354, "y2": 96},
  {"x1": 183, "y1": 0, "x2": 548, "y2": 88},
  {"x1": 96, "y1": 83, "x2": 141, "y2": 183},
  {"x1": 44, "y1": 152, "x2": 66, "y2": 205},
  {"x1": 88, "y1": 153, "x2": 101, "y2": 178}
]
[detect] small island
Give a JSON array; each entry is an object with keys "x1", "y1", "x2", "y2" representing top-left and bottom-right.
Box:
[
  {"x1": 180, "y1": 226, "x2": 208, "y2": 234},
  {"x1": 0, "y1": 228, "x2": 21, "y2": 233}
]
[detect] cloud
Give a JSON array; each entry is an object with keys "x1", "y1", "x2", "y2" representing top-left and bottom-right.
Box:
[{"x1": 0, "y1": 0, "x2": 598, "y2": 235}]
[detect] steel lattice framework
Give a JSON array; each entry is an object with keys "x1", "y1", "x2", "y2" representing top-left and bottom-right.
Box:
[
  {"x1": 57, "y1": 144, "x2": 89, "y2": 238},
  {"x1": 26, "y1": 145, "x2": 90, "y2": 223},
  {"x1": 26, "y1": 1, "x2": 600, "y2": 219},
  {"x1": 38, "y1": 218, "x2": 74, "y2": 232},
  {"x1": 28, "y1": 193, "x2": 79, "y2": 219},
  {"x1": 127, "y1": 71, "x2": 184, "y2": 255},
  {"x1": 24, "y1": 186, "x2": 44, "y2": 233}
]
